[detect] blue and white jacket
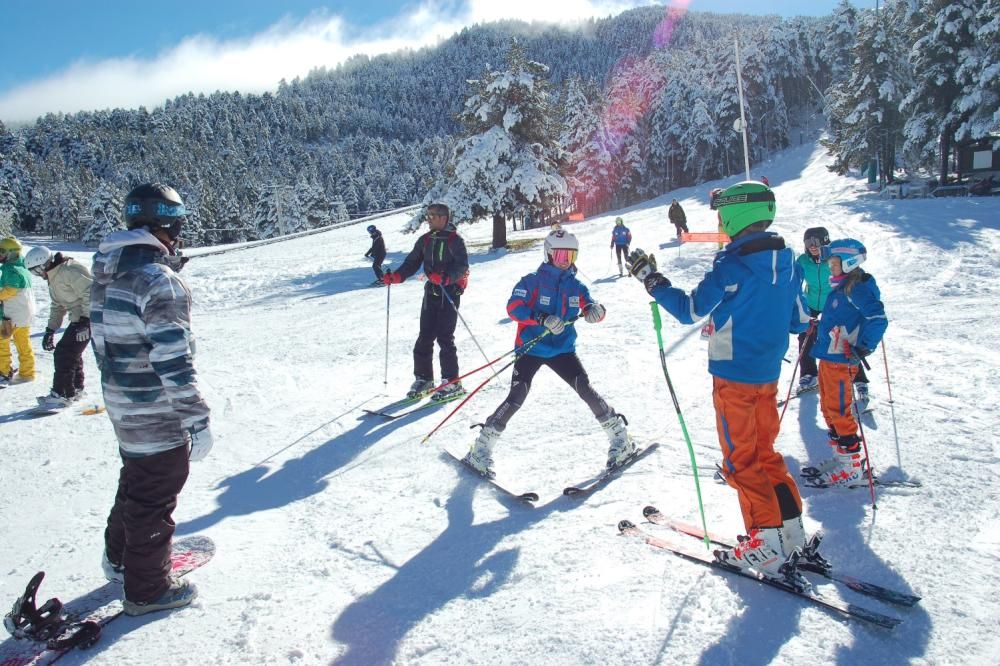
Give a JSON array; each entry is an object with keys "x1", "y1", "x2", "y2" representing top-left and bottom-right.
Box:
[
  {"x1": 91, "y1": 229, "x2": 210, "y2": 456},
  {"x1": 812, "y1": 271, "x2": 887, "y2": 364},
  {"x1": 649, "y1": 231, "x2": 811, "y2": 384},
  {"x1": 506, "y1": 262, "x2": 599, "y2": 358},
  {"x1": 611, "y1": 226, "x2": 632, "y2": 247}
]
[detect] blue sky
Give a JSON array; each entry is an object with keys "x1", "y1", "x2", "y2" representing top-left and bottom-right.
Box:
[{"x1": 0, "y1": 0, "x2": 868, "y2": 124}]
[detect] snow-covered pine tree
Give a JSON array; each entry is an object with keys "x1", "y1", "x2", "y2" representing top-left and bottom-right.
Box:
[
  {"x1": 253, "y1": 187, "x2": 281, "y2": 239},
  {"x1": 423, "y1": 41, "x2": 566, "y2": 248},
  {"x1": 822, "y1": 0, "x2": 859, "y2": 87},
  {"x1": 900, "y1": 0, "x2": 980, "y2": 182},
  {"x1": 81, "y1": 182, "x2": 124, "y2": 246},
  {"x1": 823, "y1": 5, "x2": 911, "y2": 183},
  {"x1": 956, "y1": 0, "x2": 1000, "y2": 145}
]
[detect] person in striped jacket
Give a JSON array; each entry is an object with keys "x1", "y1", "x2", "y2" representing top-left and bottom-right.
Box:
[{"x1": 91, "y1": 183, "x2": 211, "y2": 616}]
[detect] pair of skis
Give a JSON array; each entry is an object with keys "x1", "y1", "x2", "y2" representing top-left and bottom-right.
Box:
[
  {"x1": 619, "y1": 506, "x2": 920, "y2": 629},
  {"x1": 445, "y1": 442, "x2": 659, "y2": 504}
]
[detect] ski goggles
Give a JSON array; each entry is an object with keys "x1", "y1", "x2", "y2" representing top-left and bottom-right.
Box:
[
  {"x1": 550, "y1": 249, "x2": 577, "y2": 265},
  {"x1": 804, "y1": 237, "x2": 824, "y2": 249}
]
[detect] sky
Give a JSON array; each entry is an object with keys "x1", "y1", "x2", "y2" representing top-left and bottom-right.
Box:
[
  {"x1": 0, "y1": 0, "x2": 869, "y2": 125},
  {"x1": 2, "y1": 138, "x2": 999, "y2": 663}
]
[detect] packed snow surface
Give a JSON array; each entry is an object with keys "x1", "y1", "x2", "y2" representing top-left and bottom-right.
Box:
[{"x1": 3, "y1": 141, "x2": 999, "y2": 664}]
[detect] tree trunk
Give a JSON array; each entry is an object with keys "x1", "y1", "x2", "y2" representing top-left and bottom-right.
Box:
[
  {"x1": 492, "y1": 213, "x2": 507, "y2": 249},
  {"x1": 939, "y1": 124, "x2": 952, "y2": 185}
]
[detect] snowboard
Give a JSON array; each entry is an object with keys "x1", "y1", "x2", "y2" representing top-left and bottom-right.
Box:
[{"x1": 1, "y1": 535, "x2": 214, "y2": 666}]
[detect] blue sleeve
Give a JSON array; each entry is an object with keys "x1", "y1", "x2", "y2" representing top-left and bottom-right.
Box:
[
  {"x1": 650, "y1": 265, "x2": 727, "y2": 325},
  {"x1": 507, "y1": 274, "x2": 537, "y2": 323},
  {"x1": 853, "y1": 278, "x2": 888, "y2": 350}
]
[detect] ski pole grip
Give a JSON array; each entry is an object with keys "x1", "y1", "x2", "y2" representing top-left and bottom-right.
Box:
[{"x1": 649, "y1": 301, "x2": 662, "y2": 332}]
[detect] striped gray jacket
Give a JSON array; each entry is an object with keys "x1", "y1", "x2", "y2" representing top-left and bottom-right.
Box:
[{"x1": 90, "y1": 230, "x2": 210, "y2": 457}]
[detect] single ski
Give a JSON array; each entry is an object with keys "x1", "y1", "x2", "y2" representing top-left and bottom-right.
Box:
[
  {"x1": 777, "y1": 384, "x2": 817, "y2": 408},
  {"x1": 641, "y1": 507, "x2": 921, "y2": 607},
  {"x1": 800, "y1": 475, "x2": 921, "y2": 490},
  {"x1": 563, "y1": 442, "x2": 659, "y2": 497},
  {"x1": 617, "y1": 520, "x2": 902, "y2": 629},
  {"x1": 443, "y1": 449, "x2": 538, "y2": 503},
  {"x1": 361, "y1": 394, "x2": 426, "y2": 418},
  {"x1": 366, "y1": 391, "x2": 466, "y2": 420}
]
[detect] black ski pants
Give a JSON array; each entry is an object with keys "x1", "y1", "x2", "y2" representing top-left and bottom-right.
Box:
[
  {"x1": 413, "y1": 288, "x2": 459, "y2": 381},
  {"x1": 613, "y1": 244, "x2": 630, "y2": 265},
  {"x1": 371, "y1": 252, "x2": 386, "y2": 281},
  {"x1": 105, "y1": 445, "x2": 190, "y2": 603},
  {"x1": 52, "y1": 321, "x2": 88, "y2": 398},
  {"x1": 485, "y1": 352, "x2": 612, "y2": 431}
]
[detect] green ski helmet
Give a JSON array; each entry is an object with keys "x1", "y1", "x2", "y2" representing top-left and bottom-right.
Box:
[{"x1": 712, "y1": 181, "x2": 776, "y2": 237}]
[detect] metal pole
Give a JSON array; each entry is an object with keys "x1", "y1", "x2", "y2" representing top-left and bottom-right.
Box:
[
  {"x1": 384, "y1": 284, "x2": 391, "y2": 387},
  {"x1": 734, "y1": 37, "x2": 752, "y2": 180}
]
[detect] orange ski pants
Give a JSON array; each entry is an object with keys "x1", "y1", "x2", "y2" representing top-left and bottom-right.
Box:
[
  {"x1": 713, "y1": 377, "x2": 802, "y2": 531},
  {"x1": 818, "y1": 360, "x2": 859, "y2": 438}
]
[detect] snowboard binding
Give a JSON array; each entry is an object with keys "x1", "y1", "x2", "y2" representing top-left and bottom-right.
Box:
[{"x1": 4, "y1": 571, "x2": 101, "y2": 650}]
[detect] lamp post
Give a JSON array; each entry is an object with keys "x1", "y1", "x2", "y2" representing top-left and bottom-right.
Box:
[{"x1": 734, "y1": 37, "x2": 752, "y2": 180}]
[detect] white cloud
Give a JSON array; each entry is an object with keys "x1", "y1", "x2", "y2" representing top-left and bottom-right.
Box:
[{"x1": 0, "y1": 0, "x2": 650, "y2": 124}]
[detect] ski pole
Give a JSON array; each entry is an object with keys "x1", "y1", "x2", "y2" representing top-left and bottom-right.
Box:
[
  {"x1": 880, "y1": 341, "x2": 902, "y2": 469},
  {"x1": 778, "y1": 319, "x2": 815, "y2": 427},
  {"x1": 440, "y1": 286, "x2": 494, "y2": 374},
  {"x1": 384, "y1": 283, "x2": 391, "y2": 387},
  {"x1": 422, "y1": 329, "x2": 551, "y2": 397},
  {"x1": 420, "y1": 329, "x2": 556, "y2": 444},
  {"x1": 851, "y1": 377, "x2": 878, "y2": 509},
  {"x1": 649, "y1": 302, "x2": 710, "y2": 549}
]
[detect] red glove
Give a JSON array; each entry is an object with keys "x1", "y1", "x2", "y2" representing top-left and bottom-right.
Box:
[
  {"x1": 427, "y1": 272, "x2": 450, "y2": 286},
  {"x1": 383, "y1": 271, "x2": 403, "y2": 285}
]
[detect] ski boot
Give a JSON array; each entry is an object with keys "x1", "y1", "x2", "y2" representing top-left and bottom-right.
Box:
[
  {"x1": 463, "y1": 424, "x2": 501, "y2": 479},
  {"x1": 406, "y1": 377, "x2": 435, "y2": 399},
  {"x1": 601, "y1": 412, "x2": 634, "y2": 468},
  {"x1": 431, "y1": 379, "x2": 466, "y2": 402}
]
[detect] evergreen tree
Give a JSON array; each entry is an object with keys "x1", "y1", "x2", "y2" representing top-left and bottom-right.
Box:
[
  {"x1": 81, "y1": 182, "x2": 124, "y2": 246},
  {"x1": 253, "y1": 188, "x2": 281, "y2": 239},
  {"x1": 429, "y1": 42, "x2": 566, "y2": 248},
  {"x1": 900, "y1": 0, "x2": 981, "y2": 181}
]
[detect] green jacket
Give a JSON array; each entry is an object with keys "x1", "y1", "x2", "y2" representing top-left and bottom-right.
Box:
[
  {"x1": 0, "y1": 256, "x2": 34, "y2": 324},
  {"x1": 796, "y1": 252, "x2": 830, "y2": 313}
]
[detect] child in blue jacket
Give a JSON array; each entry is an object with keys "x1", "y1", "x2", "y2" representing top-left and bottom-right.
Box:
[
  {"x1": 610, "y1": 218, "x2": 632, "y2": 277},
  {"x1": 463, "y1": 230, "x2": 632, "y2": 478},
  {"x1": 802, "y1": 239, "x2": 887, "y2": 487}
]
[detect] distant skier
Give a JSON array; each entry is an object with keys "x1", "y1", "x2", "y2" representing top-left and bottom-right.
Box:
[
  {"x1": 382, "y1": 203, "x2": 470, "y2": 401},
  {"x1": 610, "y1": 218, "x2": 631, "y2": 277},
  {"x1": 0, "y1": 236, "x2": 36, "y2": 386},
  {"x1": 668, "y1": 199, "x2": 689, "y2": 238},
  {"x1": 23, "y1": 246, "x2": 93, "y2": 409},
  {"x1": 795, "y1": 227, "x2": 870, "y2": 400},
  {"x1": 364, "y1": 224, "x2": 386, "y2": 286},
  {"x1": 802, "y1": 239, "x2": 887, "y2": 488},
  {"x1": 627, "y1": 181, "x2": 815, "y2": 585},
  {"x1": 92, "y1": 183, "x2": 212, "y2": 616},
  {"x1": 464, "y1": 229, "x2": 632, "y2": 478}
]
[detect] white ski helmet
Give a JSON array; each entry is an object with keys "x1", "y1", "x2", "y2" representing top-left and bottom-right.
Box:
[
  {"x1": 543, "y1": 229, "x2": 579, "y2": 262},
  {"x1": 24, "y1": 245, "x2": 53, "y2": 273}
]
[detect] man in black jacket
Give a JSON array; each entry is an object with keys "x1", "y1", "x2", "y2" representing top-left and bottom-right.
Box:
[
  {"x1": 383, "y1": 203, "x2": 470, "y2": 401},
  {"x1": 364, "y1": 225, "x2": 386, "y2": 286},
  {"x1": 668, "y1": 199, "x2": 689, "y2": 238}
]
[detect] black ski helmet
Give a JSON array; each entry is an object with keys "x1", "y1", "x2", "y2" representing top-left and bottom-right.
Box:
[
  {"x1": 803, "y1": 226, "x2": 830, "y2": 248},
  {"x1": 367, "y1": 225, "x2": 377, "y2": 234},
  {"x1": 124, "y1": 183, "x2": 186, "y2": 240}
]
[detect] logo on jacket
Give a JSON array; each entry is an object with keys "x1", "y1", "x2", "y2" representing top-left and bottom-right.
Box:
[{"x1": 539, "y1": 295, "x2": 551, "y2": 306}]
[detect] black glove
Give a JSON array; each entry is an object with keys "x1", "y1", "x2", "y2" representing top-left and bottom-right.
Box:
[
  {"x1": 75, "y1": 317, "x2": 91, "y2": 343},
  {"x1": 642, "y1": 272, "x2": 671, "y2": 294},
  {"x1": 42, "y1": 328, "x2": 56, "y2": 351},
  {"x1": 850, "y1": 345, "x2": 872, "y2": 360}
]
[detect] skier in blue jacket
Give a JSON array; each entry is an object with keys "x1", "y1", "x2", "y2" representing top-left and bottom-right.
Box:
[
  {"x1": 463, "y1": 230, "x2": 632, "y2": 478},
  {"x1": 802, "y1": 239, "x2": 888, "y2": 488},
  {"x1": 610, "y1": 217, "x2": 632, "y2": 277}
]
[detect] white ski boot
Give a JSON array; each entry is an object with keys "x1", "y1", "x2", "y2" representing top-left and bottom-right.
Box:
[
  {"x1": 714, "y1": 527, "x2": 807, "y2": 589},
  {"x1": 431, "y1": 379, "x2": 466, "y2": 402},
  {"x1": 802, "y1": 435, "x2": 866, "y2": 487},
  {"x1": 796, "y1": 374, "x2": 818, "y2": 395},
  {"x1": 463, "y1": 425, "x2": 501, "y2": 479},
  {"x1": 601, "y1": 412, "x2": 635, "y2": 468}
]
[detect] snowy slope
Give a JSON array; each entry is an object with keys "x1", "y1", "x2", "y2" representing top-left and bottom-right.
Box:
[{"x1": 2, "y1": 140, "x2": 999, "y2": 665}]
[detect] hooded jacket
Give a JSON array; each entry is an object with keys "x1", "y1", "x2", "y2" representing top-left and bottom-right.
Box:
[
  {"x1": 506, "y1": 261, "x2": 598, "y2": 358},
  {"x1": 90, "y1": 229, "x2": 210, "y2": 456},
  {"x1": 649, "y1": 231, "x2": 811, "y2": 383},
  {"x1": 812, "y1": 271, "x2": 887, "y2": 364},
  {"x1": 395, "y1": 222, "x2": 469, "y2": 299},
  {"x1": 796, "y1": 251, "x2": 831, "y2": 313},
  {"x1": 43, "y1": 256, "x2": 93, "y2": 330},
  {"x1": 0, "y1": 256, "x2": 36, "y2": 327}
]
